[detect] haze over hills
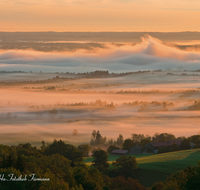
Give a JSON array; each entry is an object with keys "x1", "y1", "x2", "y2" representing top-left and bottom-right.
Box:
[
  {"x1": 0, "y1": 33, "x2": 200, "y2": 145},
  {"x1": 1, "y1": 35, "x2": 200, "y2": 72}
]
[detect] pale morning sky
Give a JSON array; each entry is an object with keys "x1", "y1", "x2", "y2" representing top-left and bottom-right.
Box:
[{"x1": 0, "y1": 0, "x2": 200, "y2": 31}]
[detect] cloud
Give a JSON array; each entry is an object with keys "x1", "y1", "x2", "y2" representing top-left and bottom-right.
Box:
[{"x1": 1, "y1": 35, "x2": 200, "y2": 72}]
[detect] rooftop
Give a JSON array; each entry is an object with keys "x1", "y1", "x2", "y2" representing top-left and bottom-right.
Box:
[
  {"x1": 151, "y1": 140, "x2": 182, "y2": 148},
  {"x1": 111, "y1": 149, "x2": 129, "y2": 154}
]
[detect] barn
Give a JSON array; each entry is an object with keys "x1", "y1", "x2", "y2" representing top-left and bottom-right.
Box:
[
  {"x1": 130, "y1": 145, "x2": 143, "y2": 154},
  {"x1": 146, "y1": 140, "x2": 182, "y2": 153}
]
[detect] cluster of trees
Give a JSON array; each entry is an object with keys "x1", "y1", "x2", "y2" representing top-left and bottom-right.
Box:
[
  {"x1": 183, "y1": 100, "x2": 200, "y2": 111},
  {"x1": 0, "y1": 141, "x2": 146, "y2": 190},
  {"x1": 122, "y1": 101, "x2": 174, "y2": 106},
  {"x1": 1, "y1": 140, "x2": 199, "y2": 190},
  {"x1": 151, "y1": 133, "x2": 177, "y2": 142},
  {"x1": 22, "y1": 83, "x2": 120, "y2": 91},
  {"x1": 152, "y1": 162, "x2": 200, "y2": 190},
  {"x1": 28, "y1": 100, "x2": 116, "y2": 110},
  {"x1": 0, "y1": 112, "x2": 18, "y2": 120},
  {"x1": 90, "y1": 132, "x2": 200, "y2": 155},
  {"x1": 0, "y1": 137, "x2": 200, "y2": 190},
  {"x1": 90, "y1": 131, "x2": 124, "y2": 147},
  {"x1": 138, "y1": 104, "x2": 168, "y2": 112},
  {"x1": 90, "y1": 131, "x2": 182, "y2": 151},
  {"x1": 117, "y1": 90, "x2": 176, "y2": 94}
]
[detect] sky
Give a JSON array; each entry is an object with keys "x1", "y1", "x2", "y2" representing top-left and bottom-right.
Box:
[{"x1": 0, "y1": 0, "x2": 200, "y2": 32}]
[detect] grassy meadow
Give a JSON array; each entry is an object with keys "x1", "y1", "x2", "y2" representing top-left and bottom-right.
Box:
[{"x1": 84, "y1": 149, "x2": 200, "y2": 187}]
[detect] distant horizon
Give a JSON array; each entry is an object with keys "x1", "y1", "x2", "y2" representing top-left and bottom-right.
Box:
[{"x1": 1, "y1": 31, "x2": 200, "y2": 33}]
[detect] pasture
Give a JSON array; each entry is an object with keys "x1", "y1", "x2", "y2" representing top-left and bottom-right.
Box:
[{"x1": 84, "y1": 149, "x2": 200, "y2": 187}]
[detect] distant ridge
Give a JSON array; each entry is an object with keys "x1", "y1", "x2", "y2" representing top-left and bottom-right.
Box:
[{"x1": 0, "y1": 32, "x2": 200, "y2": 42}]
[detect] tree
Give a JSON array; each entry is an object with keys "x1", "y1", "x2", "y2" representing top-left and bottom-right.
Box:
[
  {"x1": 6, "y1": 154, "x2": 15, "y2": 168},
  {"x1": 74, "y1": 166, "x2": 105, "y2": 190},
  {"x1": 152, "y1": 133, "x2": 176, "y2": 142},
  {"x1": 90, "y1": 130, "x2": 106, "y2": 146},
  {"x1": 107, "y1": 145, "x2": 120, "y2": 153},
  {"x1": 153, "y1": 162, "x2": 200, "y2": 190},
  {"x1": 171, "y1": 143, "x2": 179, "y2": 151},
  {"x1": 131, "y1": 134, "x2": 145, "y2": 145},
  {"x1": 112, "y1": 155, "x2": 137, "y2": 178},
  {"x1": 40, "y1": 141, "x2": 46, "y2": 152},
  {"x1": 92, "y1": 149, "x2": 109, "y2": 172},
  {"x1": 108, "y1": 176, "x2": 146, "y2": 190},
  {"x1": 45, "y1": 140, "x2": 83, "y2": 165},
  {"x1": 92, "y1": 130, "x2": 96, "y2": 139},
  {"x1": 116, "y1": 134, "x2": 124, "y2": 146},
  {"x1": 140, "y1": 138, "x2": 151, "y2": 147},
  {"x1": 77, "y1": 145, "x2": 91, "y2": 157},
  {"x1": 25, "y1": 154, "x2": 74, "y2": 189},
  {"x1": 16, "y1": 155, "x2": 25, "y2": 172},
  {"x1": 122, "y1": 139, "x2": 133, "y2": 150},
  {"x1": 157, "y1": 146, "x2": 171, "y2": 154},
  {"x1": 180, "y1": 139, "x2": 191, "y2": 150},
  {"x1": 176, "y1": 136, "x2": 186, "y2": 141},
  {"x1": 1, "y1": 155, "x2": 6, "y2": 168},
  {"x1": 95, "y1": 131, "x2": 102, "y2": 145},
  {"x1": 158, "y1": 134, "x2": 167, "y2": 142},
  {"x1": 188, "y1": 135, "x2": 200, "y2": 144}
]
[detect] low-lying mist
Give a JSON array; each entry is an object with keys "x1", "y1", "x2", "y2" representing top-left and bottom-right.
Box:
[
  {"x1": 1, "y1": 35, "x2": 200, "y2": 72},
  {"x1": 1, "y1": 35, "x2": 200, "y2": 145}
]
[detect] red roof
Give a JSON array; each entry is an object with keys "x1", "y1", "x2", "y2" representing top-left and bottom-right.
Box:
[{"x1": 151, "y1": 140, "x2": 182, "y2": 148}]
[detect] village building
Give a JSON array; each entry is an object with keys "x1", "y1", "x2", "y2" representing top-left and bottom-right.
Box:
[
  {"x1": 130, "y1": 145, "x2": 143, "y2": 154},
  {"x1": 146, "y1": 140, "x2": 182, "y2": 153},
  {"x1": 111, "y1": 149, "x2": 129, "y2": 155}
]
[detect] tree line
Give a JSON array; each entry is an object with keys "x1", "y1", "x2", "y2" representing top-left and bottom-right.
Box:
[
  {"x1": 90, "y1": 131, "x2": 200, "y2": 154},
  {"x1": 0, "y1": 140, "x2": 146, "y2": 190},
  {"x1": 0, "y1": 138, "x2": 200, "y2": 190}
]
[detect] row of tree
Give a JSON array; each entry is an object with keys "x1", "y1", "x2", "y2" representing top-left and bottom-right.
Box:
[{"x1": 89, "y1": 131, "x2": 200, "y2": 154}]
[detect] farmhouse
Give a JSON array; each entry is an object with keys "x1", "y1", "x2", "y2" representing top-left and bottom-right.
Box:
[
  {"x1": 130, "y1": 145, "x2": 143, "y2": 154},
  {"x1": 111, "y1": 149, "x2": 129, "y2": 155},
  {"x1": 146, "y1": 140, "x2": 182, "y2": 153}
]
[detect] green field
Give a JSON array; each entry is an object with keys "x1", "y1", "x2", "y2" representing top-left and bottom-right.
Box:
[{"x1": 84, "y1": 149, "x2": 200, "y2": 187}]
